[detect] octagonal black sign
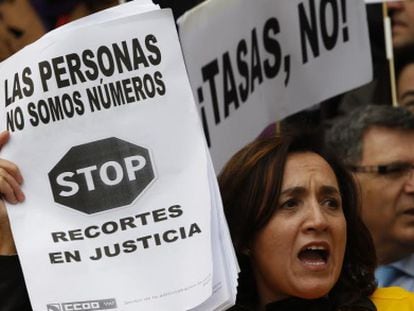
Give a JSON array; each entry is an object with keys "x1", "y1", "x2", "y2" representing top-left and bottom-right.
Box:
[{"x1": 48, "y1": 137, "x2": 155, "y2": 214}]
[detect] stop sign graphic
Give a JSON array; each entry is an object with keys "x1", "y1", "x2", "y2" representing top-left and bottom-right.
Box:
[{"x1": 48, "y1": 137, "x2": 155, "y2": 214}]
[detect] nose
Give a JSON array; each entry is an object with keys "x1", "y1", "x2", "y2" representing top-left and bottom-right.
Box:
[
  {"x1": 303, "y1": 201, "x2": 329, "y2": 233},
  {"x1": 404, "y1": 167, "x2": 414, "y2": 193},
  {"x1": 387, "y1": 1, "x2": 404, "y2": 10}
]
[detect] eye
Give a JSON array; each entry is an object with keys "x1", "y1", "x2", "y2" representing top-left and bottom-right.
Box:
[
  {"x1": 322, "y1": 198, "x2": 341, "y2": 210},
  {"x1": 401, "y1": 100, "x2": 414, "y2": 109},
  {"x1": 280, "y1": 198, "x2": 299, "y2": 210},
  {"x1": 377, "y1": 162, "x2": 412, "y2": 179}
]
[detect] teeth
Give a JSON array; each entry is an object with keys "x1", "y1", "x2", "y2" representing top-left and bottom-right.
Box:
[{"x1": 306, "y1": 246, "x2": 326, "y2": 251}]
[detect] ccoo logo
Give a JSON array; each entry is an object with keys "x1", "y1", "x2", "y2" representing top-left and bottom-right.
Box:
[
  {"x1": 48, "y1": 137, "x2": 155, "y2": 214},
  {"x1": 46, "y1": 298, "x2": 117, "y2": 311}
]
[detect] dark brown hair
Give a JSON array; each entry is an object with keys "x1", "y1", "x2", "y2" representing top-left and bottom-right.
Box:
[{"x1": 219, "y1": 133, "x2": 377, "y2": 310}]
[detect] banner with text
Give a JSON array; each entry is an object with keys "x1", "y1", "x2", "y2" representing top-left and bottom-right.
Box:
[
  {"x1": 0, "y1": 5, "x2": 217, "y2": 311},
  {"x1": 178, "y1": 0, "x2": 372, "y2": 172}
]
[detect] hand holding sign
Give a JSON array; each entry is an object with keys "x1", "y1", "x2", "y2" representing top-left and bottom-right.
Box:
[
  {"x1": 0, "y1": 2, "x2": 238, "y2": 310},
  {"x1": 0, "y1": 130, "x2": 24, "y2": 255}
]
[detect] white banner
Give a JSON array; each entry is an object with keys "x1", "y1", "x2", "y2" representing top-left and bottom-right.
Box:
[
  {"x1": 0, "y1": 4, "x2": 225, "y2": 311},
  {"x1": 178, "y1": 0, "x2": 372, "y2": 172},
  {"x1": 365, "y1": 0, "x2": 400, "y2": 3}
]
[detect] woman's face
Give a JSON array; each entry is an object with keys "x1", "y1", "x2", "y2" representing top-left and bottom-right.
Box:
[{"x1": 251, "y1": 152, "x2": 347, "y2": 304}]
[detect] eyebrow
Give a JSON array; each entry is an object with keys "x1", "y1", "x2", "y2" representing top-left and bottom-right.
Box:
[
  {"x1": 280, "y1": 187, "x2": 306, "y2": 196},
  {"x1": 280, "y1": 185, "x2": 340, "y2": 196},
  {"x1": 319, "y1": 185, "x2": 341, "y2": 196}
]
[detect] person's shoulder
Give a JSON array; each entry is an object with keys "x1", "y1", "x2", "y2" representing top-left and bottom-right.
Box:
[
  {"x1": 371, "y1": 287, "x2": 414, "y2": 310},
  {"x1": 371, "y1": 286, "x2": 414, "y2": 299}
]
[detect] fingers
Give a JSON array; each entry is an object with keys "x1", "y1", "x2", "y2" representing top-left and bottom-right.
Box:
[
  {"x1": 0, "y1": 167, "x2": 24, "y2": 203},
  {"x1": 0, "y1": 131, "x2": 25, "y2": 204},
  {"x1": 0, "y1": 158, "x2": 23, "y2": 184},
  {"x1": 0, "y1": 130, "x2": 10, "y2": 149}
]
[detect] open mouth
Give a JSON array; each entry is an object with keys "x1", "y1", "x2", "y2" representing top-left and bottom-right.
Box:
[{"x1": 298, "y1": 245, "x2": 330, "y2": 267}]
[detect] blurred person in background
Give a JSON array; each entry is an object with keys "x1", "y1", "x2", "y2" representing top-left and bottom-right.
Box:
[
  {"x1": 326, "y1": 105, "x2": 414, "y2": 291},
  {"x1": 0, "y1": 0, "x2": 118, "y2": 62},
  {"x1": 388, "y1": 0, "x2": 414, "y2": 50},
  {"x1": 394, "y1": 45, "x2": 414, "y2": 112}
]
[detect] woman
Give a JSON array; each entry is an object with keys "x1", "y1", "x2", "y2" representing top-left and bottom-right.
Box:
[{"x1": 219, "y1": 133, "x2": 414, "y2": 310}]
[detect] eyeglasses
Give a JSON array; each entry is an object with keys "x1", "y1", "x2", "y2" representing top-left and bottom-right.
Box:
[{"x1": 349, "y1": 162, "x2": 414, "y2": 179}]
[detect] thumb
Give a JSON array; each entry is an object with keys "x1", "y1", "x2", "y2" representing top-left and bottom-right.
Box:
[
  {"x1": 0, "y1": 131, "x2": 10, "y2": 149},
  {"x1": 0, "y1": 200, "x2": 17, "y2": 255}
]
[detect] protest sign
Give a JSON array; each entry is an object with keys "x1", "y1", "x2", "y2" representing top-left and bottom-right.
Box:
[
  {"x1": 0, "y1": 2, "x2": 237, "y2": 310},
  {"x1": 191, "y1": 151, "x2": 239, "y2": 311},
  {"x1": 178, "y1": 0, "x2": 372, "y2": 172},
  {"x1": 365, "y1": 0, "x2": 399, "y2": 3}
]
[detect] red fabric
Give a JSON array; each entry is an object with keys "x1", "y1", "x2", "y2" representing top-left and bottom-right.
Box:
[{"x1": 55, "y1": 15, "x2": 71, "y2": 28}]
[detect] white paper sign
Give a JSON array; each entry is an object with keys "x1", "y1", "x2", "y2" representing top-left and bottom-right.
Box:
[
  {"x1": 365, "y1": 0, "x2": 400, "y2": 3},
  {"x1": 0, "y1": 6, "x2": 220, "y2": 311},
  {"x1": 178, "y1": 0, "x2": 372, "y2": 172}
]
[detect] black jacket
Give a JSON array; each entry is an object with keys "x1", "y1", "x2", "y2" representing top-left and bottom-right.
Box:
[
  {"x1": 0, "y1": 256, "x2": 32, "y2": 311},
  {"x1": 230, "y1": 296, "x2": 376, "y2": 311}
]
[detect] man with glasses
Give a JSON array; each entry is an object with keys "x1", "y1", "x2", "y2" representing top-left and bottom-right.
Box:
[{"x1": 326, "y1": 105, "x2": 414, "y2": 290}]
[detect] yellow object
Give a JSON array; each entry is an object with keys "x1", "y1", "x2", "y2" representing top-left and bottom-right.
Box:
[{"x1": 371, "y1": 287, "x2": 414, "y2": 310}]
